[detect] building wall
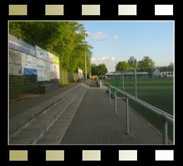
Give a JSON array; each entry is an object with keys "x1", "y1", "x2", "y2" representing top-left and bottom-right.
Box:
[{"x1": 161, "y1": 72, "x2": 174, "y2": 77}]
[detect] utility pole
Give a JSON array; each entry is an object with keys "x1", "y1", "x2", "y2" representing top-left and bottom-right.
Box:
[
  {"x1": 84, "y1": 21, "x2": 87, "y2": 82},
  {"x1": 90, "y1": 59, "x2": 91, "y2": 78},
  {"x1": 90, "y1": 53, "x2": 92, "y2": 78}
]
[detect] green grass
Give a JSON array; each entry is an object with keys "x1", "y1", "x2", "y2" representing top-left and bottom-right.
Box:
[{"x1": 104, "y1": 78, "x2": 174, "y2": 141}]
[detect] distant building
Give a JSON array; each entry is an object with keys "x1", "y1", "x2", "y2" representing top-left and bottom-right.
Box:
[
  {"x1": 105, "y1": 71, "x2": 149, "y2": 79},
  {"x1": 152, "y1": 68, "x2": 161, "y2": 78},
  {"x1": 152, "y1": 68, "x2": 174, "y2": 78},
  {"x1": 161, "y1": 71, "x2": 174, "y2": 78}
]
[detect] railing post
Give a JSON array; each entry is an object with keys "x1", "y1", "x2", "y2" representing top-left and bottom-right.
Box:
[
  {"x1": 109, "y1": 86, "x2": 111, "y2": 105},
  {"x1": 126, "y1": 96, "x2": 129, "y2": 134},
  {"x1": 114, "y1": 89, "x2": 117, "y2": 114},
  {"x1": 102, "y1": 76, "x2": 103, "y2": 91},
  {"x1": 134, "y1": 68, "x2": 137, "y2": 98},
  {"x1": 123, "y1": 74, "x2": 124, "y2": 91},
  {"x1": 162, "y1": 117, "x2": 168, "y2": 144}
]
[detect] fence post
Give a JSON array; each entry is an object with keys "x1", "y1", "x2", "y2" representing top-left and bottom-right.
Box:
[
  {"x1": 162, "y1": 117, "x2": 168, "y2": 144},
  {"x1": 126, "y1": 96, "x2": 129, "y2": 134},
  {"x1": 134, "y1": 68, "x2": 137, "y2": 98},
  {"x1": 115, "y1": 89, "x2": 117, "y2": 114},
  {"x1": 102, "y1": 77, "x2": 103, "y2": 91},
  {"x1": 123, "y1": 74, "x2": 124, "y2": 91},
  {"x1": 36, "y1": 75, "x2": 38, "y2": 88},
  {"x1": 109, "y1": 86, "x2": 111, "y2": 105}
]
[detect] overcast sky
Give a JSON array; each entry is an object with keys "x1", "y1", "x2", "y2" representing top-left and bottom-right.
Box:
[{"x1": 80, "y1": 21, "x2": 174, "y2": 72}]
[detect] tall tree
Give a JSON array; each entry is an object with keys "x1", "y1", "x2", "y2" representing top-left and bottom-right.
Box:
[
  {"x1": 137, "y1": 56, "x2": 155, "y2": 68},
  {"x1": 168, "y1": 62, "x2": 174, "y2": 67},
  {"x1": 97, "y1": 63, "x2": 108, "y2": 75},
  {"x1": 115, "y1": 61, "x2": 130, "y2": 72},
  {"x1": 9, "y1": 21, "x2": 93, "y2": 75},
  {"x1": 91, "y1": 63, "x2": 98, "y2": 75},
  {"x1": 127, "y1": 56, "x2": 137, "y2": 66}
]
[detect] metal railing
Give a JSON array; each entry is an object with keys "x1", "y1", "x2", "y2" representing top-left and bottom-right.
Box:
[{"x1": 102, "y1": 81, "x2": 174, "y2": 145}]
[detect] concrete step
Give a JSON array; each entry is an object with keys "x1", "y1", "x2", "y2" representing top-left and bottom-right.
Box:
[
  {"x1": 9, "y1": 86, "x2": 88, "y2": 145},
  {"x1": 9, "y1": 84, "x2": 82, "y2": 139},
  {"x1": 36, "y1": 88, "x2": 88, "y2": 145}
]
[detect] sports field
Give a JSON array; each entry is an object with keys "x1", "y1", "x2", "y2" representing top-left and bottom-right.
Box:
[{"x1": 104, "y1": 78, "x2": 174, "y2": 140}]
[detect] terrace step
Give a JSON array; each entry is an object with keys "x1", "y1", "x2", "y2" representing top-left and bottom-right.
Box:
[
  {"x1": 10, "y1": 87, "x2": 87, "y2": 144},
  {"x1": 36, "y1": 88, "x2": 87, "y2": 144},
  {"x1": 9, "y1": 84, "x2": 88, "y2": 144}
]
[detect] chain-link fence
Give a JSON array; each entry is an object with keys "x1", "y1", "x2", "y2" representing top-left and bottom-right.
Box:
[
  {"x1": 9, "y1": 71, "x2": 79, "y2": 103},
  {"x1": 60, "y1": 71, "x2": 79, "y2": 84},
  {"x1": 9, "y1": 75, "x2": 38, "y2": 99}
]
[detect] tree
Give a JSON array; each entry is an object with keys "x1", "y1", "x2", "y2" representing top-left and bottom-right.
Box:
[
  {"x1": 91, "y1": 63, "x2": 98, "y2": 75},
  {"x1": 9, "y1": 21, "x2": 93, "y2": 77},
  {"x1": 97, "y1": 63, "x2": 108, "y2": 75},
  {"x1": 168, "y1": 62, "x2": 174, "y2": 67},
  {"x1": 115, "y1": 61, "x2": 130, "y2": 72},
  {"x1": 127, "y1": 56, "x2": 137, "y2": 66},
  {"x1": 137, "y1": 56, "x2": 155, "y2": 68}
]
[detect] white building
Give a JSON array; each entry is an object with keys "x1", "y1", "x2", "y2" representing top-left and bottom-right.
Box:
[
  {"x1": 152, "y1": 68, "x2": 161, "y2": 77},
  {"x1": 152, "y1": 68, "x2": 174, "y2": 78},
  {"x1": 161, "y1": 71, "x2": 174, "y2": 78}
]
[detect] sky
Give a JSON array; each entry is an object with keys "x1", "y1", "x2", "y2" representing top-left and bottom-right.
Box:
[{"x1": 79, "y1": 21, "x2": 174, "y2": 72}]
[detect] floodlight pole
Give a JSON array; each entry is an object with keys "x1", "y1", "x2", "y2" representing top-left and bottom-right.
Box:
[
  {"x1": 84, "y1": 21, "x2": 87, "y2": 82},
  {"x1": 90, "y1": 57, "x2": 91, "y2": 78}
]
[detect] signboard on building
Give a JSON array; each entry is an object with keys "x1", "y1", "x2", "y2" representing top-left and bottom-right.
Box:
[
  {"x1": 9, "y1": 34, "x2": 59, "y2": 81},
  {"x1": 9, "y1": 34, "x2": 36, "y2": 57},
  {"x1": 50, "y1": 63, "x2": 54, "y2": 79},
  {"x1": 78, "y1": 68, "x2": 83, "y2": 80},
  {"x1": 53, "y1": 55, "x2": 60, "y2": 79},
  {"x1": 37, "y1": 59, "x2": 47, "y2": 81},
  {"x1": 35, "y1": 45, "x2": 53, "y2": 63},
  {"x1": 35, "y1": 45, "x2": 48, "y2": 61},
  {"x1": 9, "y1": 49, "x2": 22, "y2": 75},
  {"x1": 53, "y1": 64, "x2": 60, "y2": 79},
  {"x1": 22, "y1": 53, "x2": 37, "y2": 75}
]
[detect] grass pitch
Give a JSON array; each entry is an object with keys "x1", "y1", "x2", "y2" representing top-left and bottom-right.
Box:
[{"x1": 104, "y1": 78, "x2": 174, "y2": 141}]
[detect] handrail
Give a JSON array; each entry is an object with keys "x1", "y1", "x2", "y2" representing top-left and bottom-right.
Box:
[
  {"x1": 102, "y1": 80, "x2": 174, "y2": 144},
  {"x1": 103, "y1": 81, "x2": 173, "y2": 121}
]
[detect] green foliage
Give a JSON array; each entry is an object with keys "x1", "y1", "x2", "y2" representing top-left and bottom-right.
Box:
[
  {"x1": 97, "y1": 63, "x2": 108, "y2": 75},
  {"x1": 138, "y1": 56, "x2": 155, "y2": 68},
  {"x1": 127, "y1": 56, "x2": 137, "y2": 66},
  {"x1": 60, "y1": 70, "x2": 79, "y2": 84},
  {"x1": 9, "y1": 21, "x2": 93, "y2": 84},
  {"x1": 91, "y1": 64, "x2": 98, "y2": 75},
  {"x1": 115, "y1": 61, "x2": 130, "y2": 72},
  {"x1": 137, "y1": 67, "x2": 154, "y2": 76},
  {"x1": 91, "y1": 63, "x2": 108, "y2": 75}
]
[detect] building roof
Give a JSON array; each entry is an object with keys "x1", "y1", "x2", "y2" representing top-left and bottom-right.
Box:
[{"x1": 105, "y1": 72, "x2": 149, "y2": 76}]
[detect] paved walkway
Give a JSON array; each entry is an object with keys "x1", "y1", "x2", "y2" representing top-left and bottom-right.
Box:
[
  {"x1": 9, "y1": 80, "x2": 172, "y2": 145},
  {"x1": 60, "y1": 82, "x2": 167, "y2": 145}
]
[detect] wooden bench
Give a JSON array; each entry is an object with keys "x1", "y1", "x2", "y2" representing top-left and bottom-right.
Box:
[{"x1": 39, "y1": 84, "x2": 59, "y2": 94}]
